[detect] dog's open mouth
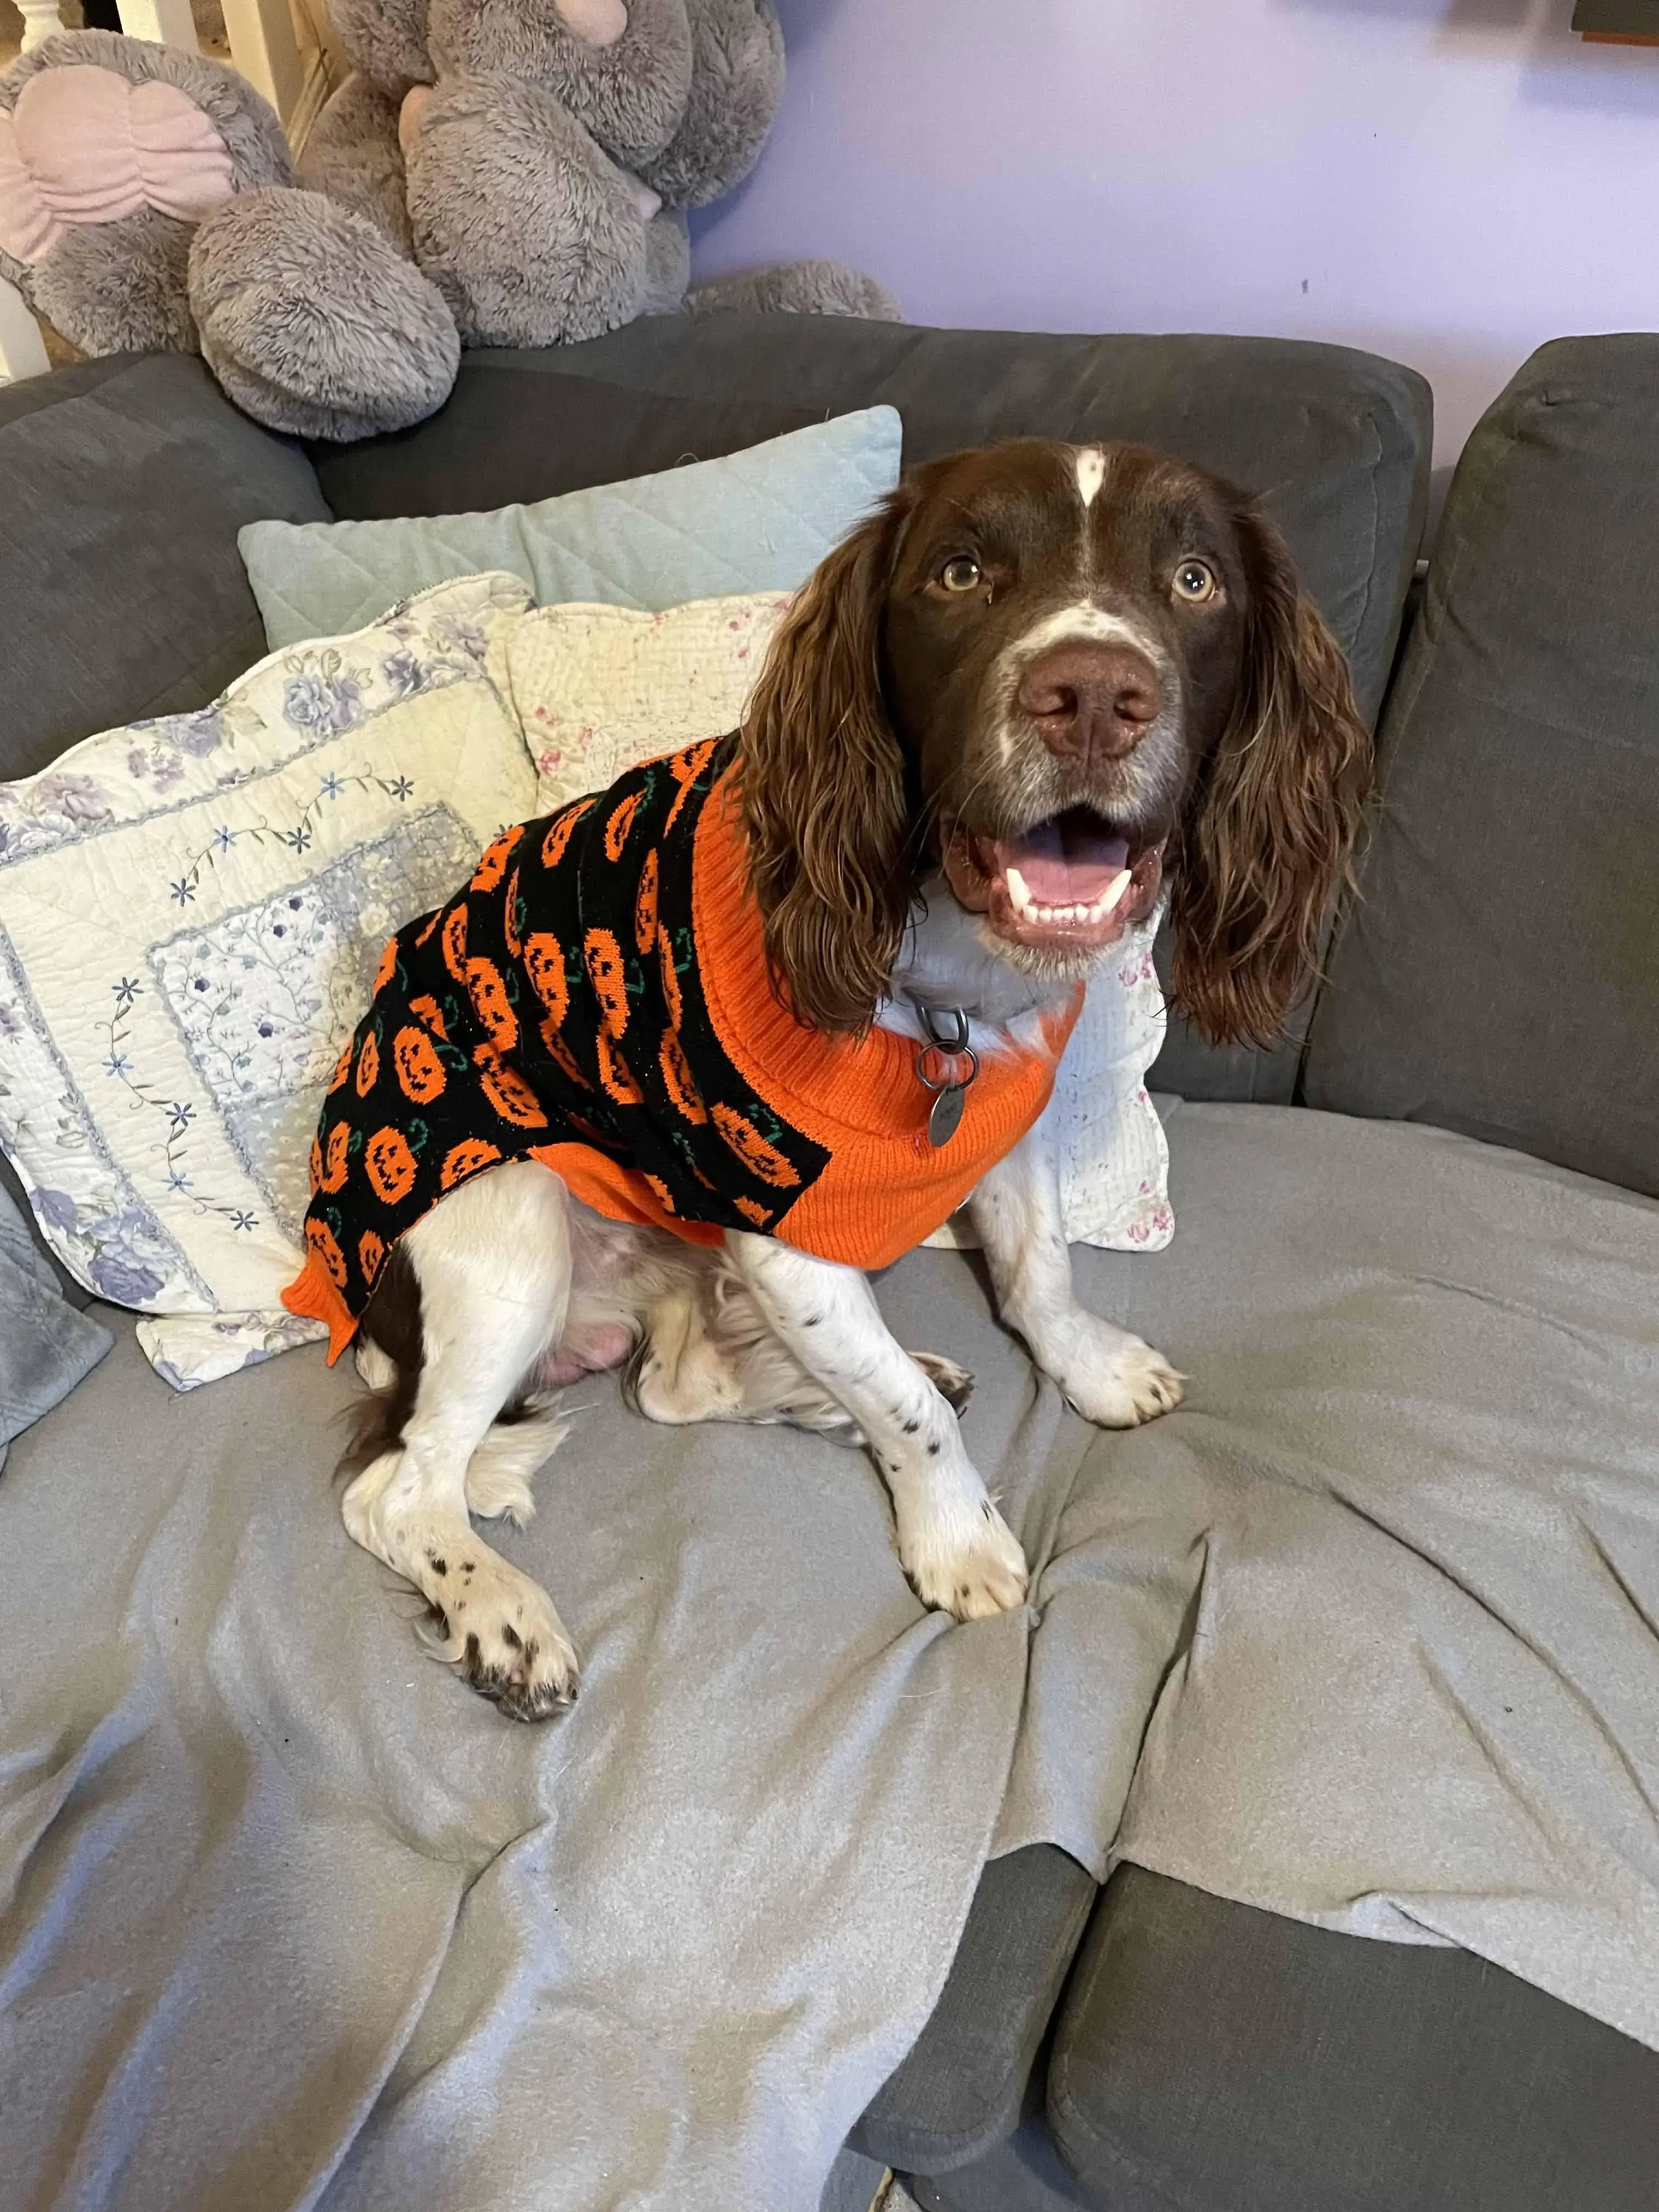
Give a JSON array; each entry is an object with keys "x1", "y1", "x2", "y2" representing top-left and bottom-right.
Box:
[{"x1": 941, "y1": 807, "x2": 1161, "y2": 954}]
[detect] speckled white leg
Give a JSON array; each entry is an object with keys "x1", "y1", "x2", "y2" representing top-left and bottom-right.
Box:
[
  {"x1": 969, "y1": 1112, "x2": 1183, "y2": 1427},
  {"x1": 724, "y1": 1232, "x2": 1028, "y2": 1620}
]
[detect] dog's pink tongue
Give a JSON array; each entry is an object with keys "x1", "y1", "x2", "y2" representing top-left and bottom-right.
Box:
[{"x1": 992, "y1": 820, "x2": 1130, "y2": 902}]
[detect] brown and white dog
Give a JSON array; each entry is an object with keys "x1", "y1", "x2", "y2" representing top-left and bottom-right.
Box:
[{"x1": 339, "y1": 438, "x2": 1371, "y2": 1719}]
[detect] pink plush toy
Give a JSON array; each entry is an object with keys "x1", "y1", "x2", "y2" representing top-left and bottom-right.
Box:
[{"x1": 0, "y1": 66, "x2": 235, "y2": 262}]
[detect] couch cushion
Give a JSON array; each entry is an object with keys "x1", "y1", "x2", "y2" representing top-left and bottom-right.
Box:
[
  {"x1": 0, "y1": 355, "x2": 330, "y2": 781},
  {"x1": 327, "y1": 320, "x2": 1426, "y2": 726},
  {"x1": 1304, "y1": 336, "x2": 1659, "y2": 1197},
  {"x1": 851, "y1": 1844, "x2": 1096, "y2": 2175},
  {"x1": 307, "y1": 364, "x2": 828, "y2": 518},
  {"x1": 313, "y1": 319, "x2": 1431, "y2": 1107},
  {"x1": 1048, "y1": 1867, "x2": 1659, "y2": 2212}
]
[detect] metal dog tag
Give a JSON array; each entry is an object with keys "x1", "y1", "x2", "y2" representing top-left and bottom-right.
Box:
[
  {"x1": 928, "y1": 1081, "x2": 967, "y2": 1148},
  {"x1": 916, "y1": 1007, "x2": 979, "y2": 1150}
]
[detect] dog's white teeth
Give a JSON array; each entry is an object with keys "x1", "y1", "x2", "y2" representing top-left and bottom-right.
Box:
[{"x1": 1005, "y1": 871, "x2": 1132, "y2": 928}]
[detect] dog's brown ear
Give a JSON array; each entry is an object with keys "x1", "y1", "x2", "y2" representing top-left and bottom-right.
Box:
[
  {"x1": 1169, "y1": 504, "x2": 1374, "y2": 1048},
  {"x1": 740, "y1": 489, "x2": 916, "y2": 1034}
]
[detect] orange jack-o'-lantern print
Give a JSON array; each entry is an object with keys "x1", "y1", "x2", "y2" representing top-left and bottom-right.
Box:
[
  {"x1": 634, "y1": 847, "x2": 659, "y2": 953},
  {"x1": 642, "y1": 1172, "x2": 676, "y2": 1215},
  {"x1": 503, "y1": 867, "x2": 523, "y2": 958},
  {"x1": 319, "y1": 1120, "x2": 352, "y2": 1193},
  {"x1": 365, "y1": 1126, "x2": 419, "y2": 1204},
  {"x1": 711, "y1": 1103, "x2": 801, "y2": 1189},
  {"x1": 733, "y1": 1196, "x2": 771, "y2": 1229},
  {"x1": 328, "y1": 1040, "x2": 354, "y2": 1093},
  {"x1": 373, "y1": 937, "x2": 399, "y2": 995},
  {"x1": 441, "y1": 902, "x2": 469, "y2": 982},
  {"x1": 308, "y1": 1133, "x2": 323, "y2": 1192},
  {"x1": 597, "y1": 1031, "x2": 643, "y2": 1105},
  {"x1": 471, "y1": 822, "x2": 523, "y2": 894},
  {"x1": 415, "y1": 909, "x2": 441, "y2": 949},
  {"x1": 307, "y1": 1215, "x2": 347, "y2": 1288},
  {"x1": 359, "y1": 1229, "x2": 386, "y2": 1286},
  {"x1": 584, "y1": 929, "x2": 629, "y2": 1037},
  {"x1": 523, "y1": 932, "x2": 568, "y2": 1026},
  {"x1": 664, "y1": 737, "x2": 718, "y2": 832},
  {"x1": 605, "y1": 789, "x2": 641, "y2": 862},
  {"x1": 477, "y1": 1053, "x2": 548, "y2": 1128},
  {"x1": 465, "y1": 955, "x2": 518, "y2": 1052},
  {"x1": 660, "y1": 1028, "x2": 706, "y2": 1124},
  {"x1": 538, "y1": 1018, "x2": 588, "y2": 1087},
  {"x1": 441, "y1": 1136, "x2": 503, "y2": 1189},
  {"x1": 541, "y1": 800, "x2": 591, "y2": 870},
  {"x1": 355, "y1": 1028, "x2": 380, "y2": 1096},
  {"x1": 408, "y1": 992, "x2": 448, "y2": 1040},
  {"x1": 394, "y1": 1025, "x2": 447, "y2": 1104},
  {"x1": 658, "y1": 924, "x2": 683, "y2": 1029}
]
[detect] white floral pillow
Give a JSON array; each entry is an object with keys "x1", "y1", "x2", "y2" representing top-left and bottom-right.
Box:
[
  {"x1": 494, "y1": 591, "x2": 791, "y2": 811},
  {"x1": 499, "y1": 590, "x2": 1172, "y2": 1255},
  {"x1": 0, "y1": 572, "x2": 536, "y2": 1388}
]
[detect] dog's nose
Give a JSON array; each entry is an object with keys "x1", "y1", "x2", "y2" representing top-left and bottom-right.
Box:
[{"x1": 1016, "y1": 644, "x2": 1161, "y2": 760}]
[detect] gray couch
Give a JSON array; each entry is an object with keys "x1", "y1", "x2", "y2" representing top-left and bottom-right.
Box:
[{"x1": 2, "y1": 320, "x2": 1656, "y2": 2212}]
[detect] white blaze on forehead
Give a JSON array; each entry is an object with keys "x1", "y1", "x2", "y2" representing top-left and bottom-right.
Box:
[
  {"x1": 1074, "y1": 445, "x2": 1107, "y2": 508},
  {"x1": 1009, "y1": 601, "x2": 1161, "y2": 661}
]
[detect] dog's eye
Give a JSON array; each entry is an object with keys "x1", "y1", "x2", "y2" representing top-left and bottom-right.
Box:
[
  {"x1": 939, "y1": 556, "x2": 983, "y2": 594},
  {"x1": 1173, "y1": 558, "x2": 1218, "y2": 604}
]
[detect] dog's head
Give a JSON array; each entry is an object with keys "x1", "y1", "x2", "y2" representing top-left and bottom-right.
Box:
[{"x1": 739, "y1": 437, "x2": 1373, "y2": 1046}]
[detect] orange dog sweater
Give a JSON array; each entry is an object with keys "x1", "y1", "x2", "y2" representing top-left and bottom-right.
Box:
[{"x1": 283, "y1": 736, "x2": 1079, "y2": 1362}]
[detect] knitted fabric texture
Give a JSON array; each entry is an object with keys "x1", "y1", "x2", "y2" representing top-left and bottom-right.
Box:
[{"x1": 283, "y1": 736, "x2": 1078, "y2": 1361}]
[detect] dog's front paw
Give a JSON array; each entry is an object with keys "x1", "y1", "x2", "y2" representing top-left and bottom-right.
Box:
[
  {"x1": 900, "y1": 1494, "x2": 1029, "y2": 1621},
  {"x1": 1044, "y1": 1313, "x2": 1183, "y2": 1428},
  {"x1": 422, "y1": 1554, "x2": 579, "y2": 1720}
]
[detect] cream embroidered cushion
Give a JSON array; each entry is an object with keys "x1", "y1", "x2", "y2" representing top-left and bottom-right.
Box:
[
  {"x1": 0, "y1": 573, "x2": 535, "y2": 1388},
  {"x1": 495, "y1": 591, "x2": 792, "y2": 811},
  {"x1": 498, "y1": 591, "x2": 1173, "y2": 1255}
]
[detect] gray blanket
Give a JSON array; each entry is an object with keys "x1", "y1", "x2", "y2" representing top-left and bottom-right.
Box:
[
  {"x1": 0, "y1": 1182, "x2": 109, "y2": 1479},
  {"x1": 1002, "y1": 1107, "x2": 1659, "y2": 2055},
  {"x1": 2, "y1": 1104, "x2": 1656, "y2": 2211}
]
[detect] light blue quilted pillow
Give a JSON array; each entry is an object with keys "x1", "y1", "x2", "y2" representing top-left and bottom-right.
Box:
[{"x1": 239, "y1": 408, "x2": 902, "y2": 651}]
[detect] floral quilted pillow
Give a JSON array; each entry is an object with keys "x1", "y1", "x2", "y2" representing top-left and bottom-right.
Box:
[
  {"x1": 0, "y1": 572, "x2": 536, "y2": 1388},
  {"x1": 495, "y1": 591, "x2": 792, "y2": 812}
]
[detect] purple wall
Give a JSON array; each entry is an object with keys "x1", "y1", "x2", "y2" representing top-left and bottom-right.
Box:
[{"x1": 693, "y1": 0, "x2": 1659, "y2": 485}]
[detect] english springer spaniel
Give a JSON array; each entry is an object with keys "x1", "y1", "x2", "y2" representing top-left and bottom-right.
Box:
[{"x1": 300, "y1": 438, "x2": 1371, "y2": 1719}]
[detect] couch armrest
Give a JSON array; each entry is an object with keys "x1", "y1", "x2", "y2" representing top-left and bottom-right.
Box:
[{"x1": 851, "y1": 1843, "x2": 1096, "y2": 2176}]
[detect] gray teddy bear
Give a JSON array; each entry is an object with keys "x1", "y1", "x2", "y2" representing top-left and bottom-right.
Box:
[{"x1": 0, "y1": 2, "x2": 896, "y2": 441}]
